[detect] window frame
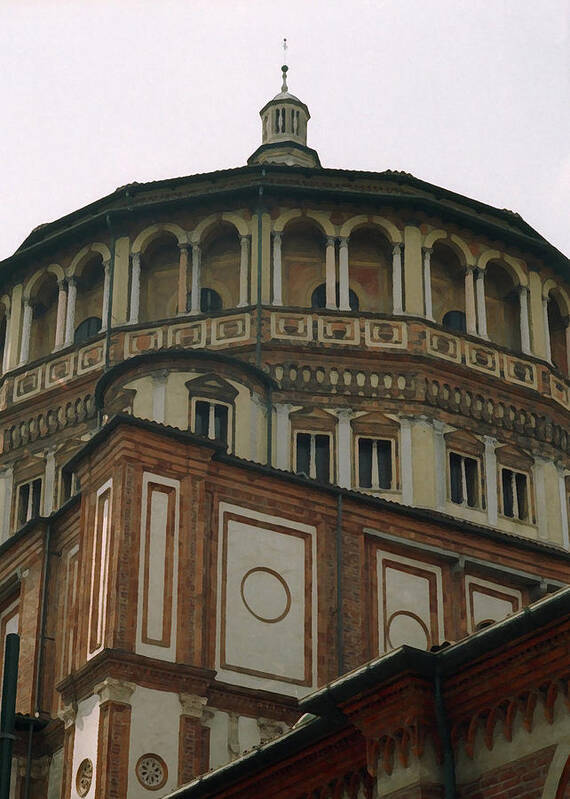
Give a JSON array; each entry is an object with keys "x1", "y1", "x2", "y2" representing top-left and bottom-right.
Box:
[
  {"x1": 190, "y1": 397, "x2": 233, "y2": 449},
  {"x1": 355, "y1": 435, "x2": 396, "y2": 492},
  {"x1": 447, "y1": 449, "x2": 482, "y2": 509},
  {"x1": 14, "y1": 476, "x2": 43, "y2": 530},
  {"x1": 293, "y1": 429, "x2": 333, "y2": 483},
  {"x1": 499, "y1": 466, "x2": 530, "y2": 522}
]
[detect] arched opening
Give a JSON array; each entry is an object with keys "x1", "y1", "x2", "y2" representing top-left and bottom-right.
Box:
[
  {"x1": 74, "y1": 254, "x2": 104, "y2": 341},
  {"x1": 282, "y1": 220, "x2": 325, "y2": 308},
  {"x1": 431, "y1": 243, "x2": 465, "y2": 328},
  {"x1": 311, "y1": 284, "x2": 359, "y2": 311},
  {"x1": 547, "y1": 291, "x2": 568, "y2": 377},
  {"x1": 28, "y1": 272, "x2": 59, "y2": 362},
  {"x1": 199, "y1": 222, "x2": 240, "y2": 310},
  {"x1": 140, "y1": 233, "x2": 179, "y2": 322},
  {"x1": 187, "y1": 288, "x2": 223, "y2": 314},
  {"x1": 348, "y1": 226, "x2": 393, "y2": 313},
  {"x1": 485, "y1": 261, "x2": 520, "y2": 351}
]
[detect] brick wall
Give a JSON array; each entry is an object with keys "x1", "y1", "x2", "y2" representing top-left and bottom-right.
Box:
[{"x1": 458, "y1": 745, "x2": 556, "y2": 798}]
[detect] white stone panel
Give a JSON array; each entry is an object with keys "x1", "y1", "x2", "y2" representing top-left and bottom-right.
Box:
[
  {"x1": 377, "y1": 551, "x2": 444, "y2": 653},
  {"x1": 465, "y1": 576, "x2": 521, "y2": 633},
  {"x1": 204, "y1": 709, "x2": 229, "y2": 770},
  {"x1": 216, "y1": 503, "x2": 317, "y2": 697},
  {"x1": 47, "y1": 749, "x2": 63, "y2": 799},
  {"x1": 127, "y1": 686, "x2": 180, "y2": 799},
  {"x1": 87, "y1": 479, "x2": 112, "y2": 660},
  {"x1": 70, "y1": 694, "x2": 99, "y2": 799}
]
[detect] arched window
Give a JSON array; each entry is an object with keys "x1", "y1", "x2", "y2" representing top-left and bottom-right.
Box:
[
  {"x1": 311, "y1": 283, "x2": 359, "y2": 312},
  {"x1": 74, "y1": 316, "x2": 102, "y2": 345},
  {"x1": 442, "y1": 310, "x2": 467, "y2": 332},
  {"x1": 187, "y1": 288, "x2": 223, "y2": 314}
]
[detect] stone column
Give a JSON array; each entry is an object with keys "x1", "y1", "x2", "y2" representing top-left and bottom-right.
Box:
[
  {"x1": 519, "y1": 286, "x2": 531, "y2": 355},
  {"x1": 399, "y1": 417, "x2": 413, "y2": 505},
  {"x1": 557, "y1": 466, "x2": 569, "y2": 551},
  {"x1": 43, "y1": 448, "x2": 57, "y2": 516},
  {"x1": 475, "y1": 269, "x2": 488, "y2": 338},
  {"x1": 100, "y1": 260, "x2": 111, "y2": 331},
  {"x1": 392, "y1": 243, "x2": 403, "y2": 315},
  {"x1": 271, "y1": 232, "x2": 283, "y2": 306},
  {"x1": 177, "y1": 244, "x2": 190, "y2": 315},
  {"x1": 433, "y1": 420, "x2": 446, "y2": 510},
  {"x1": 274, "y1": 403, "x2": 292, "y2": 470},
  {"x1": 129, "y1": 252, "x2": 141, "y2": 324},
  {"x1": 483, "y1": 436, "x2": 498, "y2": 526},
  {"x1": 54, "y1": 280, "x2": 68, "y2": 350},
  {"x1": 19, "y1": 299, "x2": 32, "y2": 365},
  {"x1": 565, "y1": 319, "x2": 570, "y2": 377},
  {"x1": 325, "y1": 237, "x2": 337, "y2": 310},
  {"x1": 190, "y1": 244, "x2": 201, "y2": 315},
  {"x1": 543, "y1": 297, "x2": 552, "y2": 362},
  {"x1": 464, "y1": 266, "x2": 477, "y2": 335},
  {"x1": 64, "y1": 278, "x2": 77, "y2": 348},
  {"x1": 533, "y1": 458, "x2": 548, "y2": 540},
  {"x1": 0, "y1": 466, "x2": 14, "y2": 543},
  {"x1": 338, "y1": 237, "x2": 350, "y2": 311},
  {"x1": 1, "y1": 311, "x2": 10, "y2": 373},
  {"x1": 239, "y1": 235, "x2": 250, "y2": 307},
  {"x1": 422, "y1": 247, "x2": 433, "y2": 320},
  {"x1": 94, "y1": 678, "x2": 135, "y2": 799},
  {"x1": 58, "y1": 704, "x2": 76, "y2": 799},
  {"x1": 178, "y1": 694, "x2": 210, "y2": 785},
  {"x1": 6, "y1": 284, "x2": 23, "y2": 371},
  {"x1": 335, "y1": 408, "x2": 353, "y2": 488},
  {"x1": 151, "y1": 370, "x2": 168, "y2": 424}
]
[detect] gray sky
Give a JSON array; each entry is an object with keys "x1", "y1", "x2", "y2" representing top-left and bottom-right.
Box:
[{"x1": 1, "y1": 0, "x2": 569, "y2": 261}]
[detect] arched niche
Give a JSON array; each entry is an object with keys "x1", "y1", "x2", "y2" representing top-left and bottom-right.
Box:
[
  {"x1": 281, "y1": 219, "x2": 325, "y2": 308},
  {"x1": 28, "y1": 272, "x2": 60, "y2": 362},
  {"x1": 547, "y1": 290, "x2": 569, "y2": 377},
  {"x1": 74, "y1": 253, "x2": 104, "y2": 342},
  {"x1": 430, "y1": 242, "x2": 465, "y2": 328},
  {"x1": 199, "y1": 222, "x2": 240, "y2": 310},
  {"x1": 139, "y1": 232, "x2": 179, "y2": 323},
  {"x1": 485, "y1": 260, "x2": 521, "y2": 351},
  {"x1": 347, "y1": 225, "x2": 393, "y2": 313}
]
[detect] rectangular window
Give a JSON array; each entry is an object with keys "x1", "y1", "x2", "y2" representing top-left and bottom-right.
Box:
[
  {"x1": 449, "y1": 452, "x2": 479, "y2": 507},
  {"x1": 358, "y1": 438, "x2": 393, "y2": 490},
  {"x1": 295, "y1": 433, "x2": 331, "y2": 483},
  {"x1": 192, "y1": 400, "x2": 230, "y2": 447},
  {"x1": 16, "y1": 478, "x2": 42, "y2": 528},
  {"x1": 501, "y1": 468, "x2": 528, "y2": 520}
]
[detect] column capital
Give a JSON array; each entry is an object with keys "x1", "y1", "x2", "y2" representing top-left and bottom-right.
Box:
[
  {"x1": 240, "y1": 234, "x2": 251, "y2": 245},
  {"x1": 464, "y1": 264, "x2": 475, "y2": 275},
  {"x1": 272, "y1": 230, "x2": 282, "y2": 242},
  {"x1": 326, "y1": 236, "x2": 336, "y2": 248},
  {"x1": 131, "y1": 250, "x2": 141, "y2": 261},
  {"x1": 392, "y1": 242, "x2": 403, "y2": 253},
  {"x1": 333, "y1": 407, "x2": 353, "y2": 421},
  {"x1": 178, "y1": 693, "x2": 208, "y2": 719},
  {"x1": 338, "y1": 236, "x2": 348, "y2": 249},
  {"x1": 58, "y1": 702, "x2": 77, "y2": 729},
  {"x1": 94, "y1": 677, "x2": 136, "y2": 706},
  {"x1": 58, "y1": 279, "x2": 67, "y2": 290},
  {"x1": 421, "y1": 246, "x2": 433, "y2": 256},
  {"x1": 482, "y1": 434, "x2": 497, "y2": 449},
  {"x1": 519, "y1": 284, "x2": 530, "y2": 296},
  {"x1": 178, "y1": 242, "x2": 190, "y2": 252}
]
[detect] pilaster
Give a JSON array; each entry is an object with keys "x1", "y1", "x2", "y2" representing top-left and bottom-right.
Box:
[
  {"x1": 178, "y1": 694, "x2": 210, "y2": 785},
  {"x1": 112, "y1": 236, "x2": 131, "y2": 325},
  {"x1": 94, "y1": 679, "x2": 135, "y2": 799},
  {"x1": 403, "y1": 225, "x2": 423, "y2": 315}
]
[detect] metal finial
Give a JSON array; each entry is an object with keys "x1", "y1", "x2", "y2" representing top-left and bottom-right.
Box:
[{"x1": 281, "y1": 38, "x2": 288, "y2": 92}]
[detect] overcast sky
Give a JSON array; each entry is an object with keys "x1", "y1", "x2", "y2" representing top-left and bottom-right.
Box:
[{"x1": 1, "y1": 0, "x2": 569, "y2": 262}]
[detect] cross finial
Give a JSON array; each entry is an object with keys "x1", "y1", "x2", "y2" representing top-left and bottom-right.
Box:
[{"x1": 281, "y1": 38, "x2": 288, "y2": 92}]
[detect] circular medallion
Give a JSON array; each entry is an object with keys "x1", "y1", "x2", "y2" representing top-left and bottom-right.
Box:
[
  {"x1": 136, "y1": 754, "x2": 168, "y2": 791},
  {"x1": 76, "y1": 759, "x2": 93, "y2": 797},
  {"x1": 387, "y1": 610, "x2": 430, "y2": 651},
  {"x1": 240, "y1": 567, "x2": 292, "y2": 623}
]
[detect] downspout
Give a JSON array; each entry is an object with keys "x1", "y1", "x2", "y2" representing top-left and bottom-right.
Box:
[
  {"x1": 266, "y1": 385, "x2": 273, "y2": 466},
  {"x1": 104, "y1": 214, "x2": 116, "y2": 373},
  {"x1": 434, "y1": 668, "x2": 456, "y2": 799},
  {"x1": 336, "y1": 492, "x2": 344, "y2": 676},
  {"x1": 24, "y1": 521, "x2": 53, "y2": 799}
]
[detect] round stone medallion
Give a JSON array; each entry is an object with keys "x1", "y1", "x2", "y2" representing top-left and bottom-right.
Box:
[
  {"x1": 136, "y1": 753, "x2": 168, "y2": 791},
  {"x1": 240, "y1": 567, "x2": 292, "y2": 623},
  {"x1": 76, "y1": 759, "x2": 93, "y2": 797}
]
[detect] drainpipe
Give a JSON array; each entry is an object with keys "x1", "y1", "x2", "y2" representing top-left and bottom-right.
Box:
[
  {"x1": 0, "y1": 634, "x2": 19, "y2": 799},
  {"x1": 104, "y1": 214, "x2": 116, "y2": 373},
  {"x1": 23, "y1": 521, "x2": 54, "y2": 799},
  {"x1": 336, "y1": 492, "x2": 344, "y2": 676},
  {"x1": 434, "y1": 668, "x2": 457, "y2": 799}
]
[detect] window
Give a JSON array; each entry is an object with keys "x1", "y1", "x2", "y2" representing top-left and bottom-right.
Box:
[
  {"x1": 500, "y1": 468, "x2": 529, "y2": 521},
  {"x1": 191, "y1": 399, "x2": 230, "y2": 447},
  {"x1": 442, "y1": 310, "x2": 466, "y2": 332},
  {"x1": 357, "y1": 438, "x2": 393, "y2": 490},
  {"x1": 295, "y1": 432, "x2": 331, "y2": 482},
  {"x1": 449, "y1": 452, "x2": 480, "y2": 507},
  {"x1": 186, "y1": 288, "x2": 223, "y2": 313},
  {"x1": 61, "y1": 470, "x2": 80, "y2": 503},
  {"x1": 16, "y1": 478, "x2": 42, "y2": 528},
  {"x1": 311, "y1": 283, "x2": 359, "y2": 312},
  {"x1": 74, "y1": 316, "x2": 102, "y2": 345}
]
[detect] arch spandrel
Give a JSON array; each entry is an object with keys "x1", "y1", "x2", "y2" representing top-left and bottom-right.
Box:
[
  {"x1": 449, "y1": 234, "x2": 476, "y2": 267},
  {"x1": 190, "y1": 213, "x2": 249, "y2": 244},
  {"x1": 478, "y1": 250, "x2": 528, "y2": 287},
  {"x1": 422, "y1": 229, "x2": 448, "y2": 249},
  {"x1": 339, "y1": 214, "x2": 402, "y2": 244},
  {"x1": 68, "y1": 242, "x2": 112, "y2": 277},
  {"x1": 132, "y1": 222, "x2": 188, "y2": 254}
]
